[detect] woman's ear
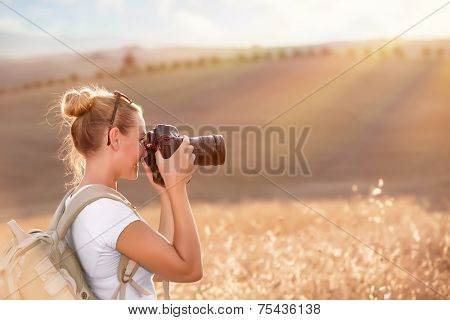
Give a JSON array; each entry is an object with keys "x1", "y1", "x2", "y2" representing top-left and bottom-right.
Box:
[{"x1": 109, "y1": 127, "x2": 121, "y2": 150}]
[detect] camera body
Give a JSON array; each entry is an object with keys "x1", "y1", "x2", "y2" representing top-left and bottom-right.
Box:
[{"x1": 142, "y1": 124, "x2": 226, "y2": 187}]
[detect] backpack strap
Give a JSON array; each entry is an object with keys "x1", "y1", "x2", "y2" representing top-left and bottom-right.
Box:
[
  {"x1": 112, "y1": 257, "x2": 152, "y2": 299},
  {"x1": 163, "y1": 279, "x2": 171, "y2": 300},
  {"x1": 50, "y1": 184, "x2": 170, "y2": 300},
  {"x1": 48, "y1": 188, "x2": 76, "y2": 233},
  {"x1": 114, "y1": 255, "x2": 170, "y2": 300},
  {"x1": 53, "y1": 184, "x2": 139, "y2": 240}
]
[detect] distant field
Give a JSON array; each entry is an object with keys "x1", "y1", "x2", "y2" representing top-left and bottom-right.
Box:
[
  {"x1": 0, "y1": 50, "x2": 449, "y2": 216},
  {"x1": 1, "y1": 194, "x2": 448, "y2": 299}
]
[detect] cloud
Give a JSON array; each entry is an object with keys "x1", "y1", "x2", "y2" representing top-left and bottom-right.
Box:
[
  {"x1": 172, "y1": 10, "x2": 222, "y2": 43},
  {"x1": 0, "y1": 0, "x2": 448, "y2": 58},
  {"x1": 94, "y1": 0, "x2": 126, "y2": 12},
  {"x1": 0, "y1": 16, "x2": 35, "y2": 34}
]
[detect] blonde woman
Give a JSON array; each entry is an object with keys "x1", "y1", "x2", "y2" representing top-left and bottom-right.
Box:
[{"x1": 58, "y1": 85, "x2": 202, "y2": 299}]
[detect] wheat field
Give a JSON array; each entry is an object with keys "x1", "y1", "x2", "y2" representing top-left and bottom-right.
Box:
[{"x1": 1, "y1": 191, "x2": 448, "y2": 300}]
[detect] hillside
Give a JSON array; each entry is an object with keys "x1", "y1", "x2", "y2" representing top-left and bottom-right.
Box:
[{"x1": 0, "y1": 41, "x2": 449, "y2": 218}]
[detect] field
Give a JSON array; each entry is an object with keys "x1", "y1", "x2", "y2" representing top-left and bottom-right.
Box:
[
  {"x1": 0, "y1": 41, "x2": 449, "y2": 299},
  {"x1": 1, "y1": 191, "x2": 448, "y2": 299},
  {"x1": 167, "y1": 196, "x2": 449, "y2": 300},
  {"x1": 1, "y1": 44, "x2": 450, "y2": 216}
]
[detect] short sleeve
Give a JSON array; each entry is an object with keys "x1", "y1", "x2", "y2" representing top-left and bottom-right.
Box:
[{"x1": 84, "y1": 198, "x2": 140, "y2": 250}]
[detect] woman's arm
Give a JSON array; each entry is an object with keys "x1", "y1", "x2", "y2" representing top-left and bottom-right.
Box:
[
  {"x1": 117, "y1": 136, "x2": 202, "y2": 283},
  {"x1": 153, "y1": 192, "x2": 174, "y2": 282},
  {"x1": 142, "y1": 163, "x2": 175, "y2": 282},
  {"x1": 141, "y1": 154, "x2": 175, "y2": 244},
  {"x1": 157, "y1": 192, "x2": 174, "y2": 243}
]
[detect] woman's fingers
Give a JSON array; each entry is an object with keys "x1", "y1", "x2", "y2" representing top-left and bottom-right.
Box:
[
  {"x1": 150, "y1": 135, "x2": 196, "y2": 188},
  {"x1": 141, "y1": 159, "x2": 151, "y2": 173},
  {"x1": 155, "y1": 149, "x2": 164, "y2": 168}
]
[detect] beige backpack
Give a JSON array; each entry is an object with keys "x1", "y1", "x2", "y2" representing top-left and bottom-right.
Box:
[{"x1": 0, "y1": 184, "x2": 170, "y2": 300}]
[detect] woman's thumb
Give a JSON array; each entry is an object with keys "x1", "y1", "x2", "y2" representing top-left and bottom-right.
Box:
[
  {"x1": 155, "y1": 149, "x2": 163, "y2": 161},
  {"x1": 155, "y1": 149, "x2": 167, "y2": 167}
]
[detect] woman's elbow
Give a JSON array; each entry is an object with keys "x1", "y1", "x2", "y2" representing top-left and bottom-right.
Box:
[
  {"x1": 190, "y1": 267, "x2": 203, "y2": 282},
  {"x1": 180, "y1": 265, "x2": 203, "y2": 283}
]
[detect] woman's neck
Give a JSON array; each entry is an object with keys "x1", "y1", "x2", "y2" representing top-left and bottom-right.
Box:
[{"x1": 78, "y1": 157, "x2": 118, "y2": 190}]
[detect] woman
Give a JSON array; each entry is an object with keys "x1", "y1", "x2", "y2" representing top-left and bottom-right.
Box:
[{"x1": 58, "y1": 85, "x2": 202, "y2": 300}]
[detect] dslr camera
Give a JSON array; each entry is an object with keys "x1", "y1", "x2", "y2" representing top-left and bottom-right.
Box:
[{"x1": 142, "y1": 124, "x2": 226, "y2": 187}]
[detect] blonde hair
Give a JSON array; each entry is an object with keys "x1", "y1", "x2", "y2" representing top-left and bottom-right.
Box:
[{"x1": 56, "y1": 85, "x2": 142, "y2": 188}]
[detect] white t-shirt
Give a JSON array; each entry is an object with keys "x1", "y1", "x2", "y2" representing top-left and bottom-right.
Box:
[{"x1": 65, "y1": 185, "x2": 156, "y2": 300}]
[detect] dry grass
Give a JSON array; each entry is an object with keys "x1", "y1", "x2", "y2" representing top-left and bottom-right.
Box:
[{"x1": 1, "y1": 194, "x2": 448, "y2": 299}]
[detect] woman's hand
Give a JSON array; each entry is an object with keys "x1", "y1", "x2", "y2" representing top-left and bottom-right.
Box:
[
  {"x1": 143, "y1": 135, "x2": 195, "y2": 191},
  {"x1": 157, "y1": 135, "x2": 195, "y2": 189},
  {"x1": 142, "y1": 158, "x2": 166, "y2": 195},
  {"x1": 118, "y1": 135, "x2": 202, "y2": 283}
]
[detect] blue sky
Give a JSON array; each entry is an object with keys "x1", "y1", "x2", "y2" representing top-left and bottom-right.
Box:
[{"x1": 0, "y1": 0, "x2": 449, "y2": 57}]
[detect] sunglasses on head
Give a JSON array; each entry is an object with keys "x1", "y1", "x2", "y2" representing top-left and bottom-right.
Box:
[{"x1": 107, "y1": 91, "x2": 133, "y2": 146}]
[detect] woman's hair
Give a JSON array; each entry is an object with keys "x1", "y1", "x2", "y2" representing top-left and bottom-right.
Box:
[{"x1": 56, "y1": 85, "x2": 142, "y2": 188}]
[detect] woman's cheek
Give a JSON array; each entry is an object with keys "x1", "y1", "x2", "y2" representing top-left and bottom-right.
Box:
[
  {"x1": 128, "y1": 143, "x2": 140, "y2": 165},
  {"x1": 124, "y1": 141, "x2": 136, "y2": 158}
]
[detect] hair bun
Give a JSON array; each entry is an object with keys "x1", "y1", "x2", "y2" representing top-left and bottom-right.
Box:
[{"x1": 61, "y1": 87, "x2": 94, "y2": 117}]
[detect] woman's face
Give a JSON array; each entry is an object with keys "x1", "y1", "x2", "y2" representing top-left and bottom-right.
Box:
[{"x1": 116, "y1": 112, "x2": 147, "y2": 180}]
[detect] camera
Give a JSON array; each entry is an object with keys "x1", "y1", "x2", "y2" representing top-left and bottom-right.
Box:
[{"x1": 142, "y1": 124, "x2": 226, "y2": 187}]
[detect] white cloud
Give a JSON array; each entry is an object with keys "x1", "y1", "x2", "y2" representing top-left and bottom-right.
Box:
[
  {"x1": 172, "y1": 10, "x2": 222, "y2": 43},
  {"x1": 208, "y1": 0, "x2": 450, "y2": 45},
  {"x1": 95, "y1": 0, "x2": 125, "y2": 12},
  {"x1": 1, "y1": 0, "x2": 448, "y2": 58},
  {"x1": 158, "y1": 0, "x2": 174, "y2": 18},
  {"x1": 0, "y1": 16, "x2": 33, "y2": 34}
]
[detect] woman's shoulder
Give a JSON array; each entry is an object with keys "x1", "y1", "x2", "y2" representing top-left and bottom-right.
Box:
[
  {"x1": 77, "y1": 198, "x2": 138, "y2": 223},
  {"x1": 70, "y1": 198, "x2": 141, "y2": 249}
]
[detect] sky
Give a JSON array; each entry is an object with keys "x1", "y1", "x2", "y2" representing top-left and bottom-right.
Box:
[{"x1": 0, "y1": 0, "x2": 449, "y2": 57}]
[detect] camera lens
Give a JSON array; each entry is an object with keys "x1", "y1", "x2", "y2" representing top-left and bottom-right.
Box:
[{"x1": 190, "y1": 134, "x2": 226, "y2": 166}]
